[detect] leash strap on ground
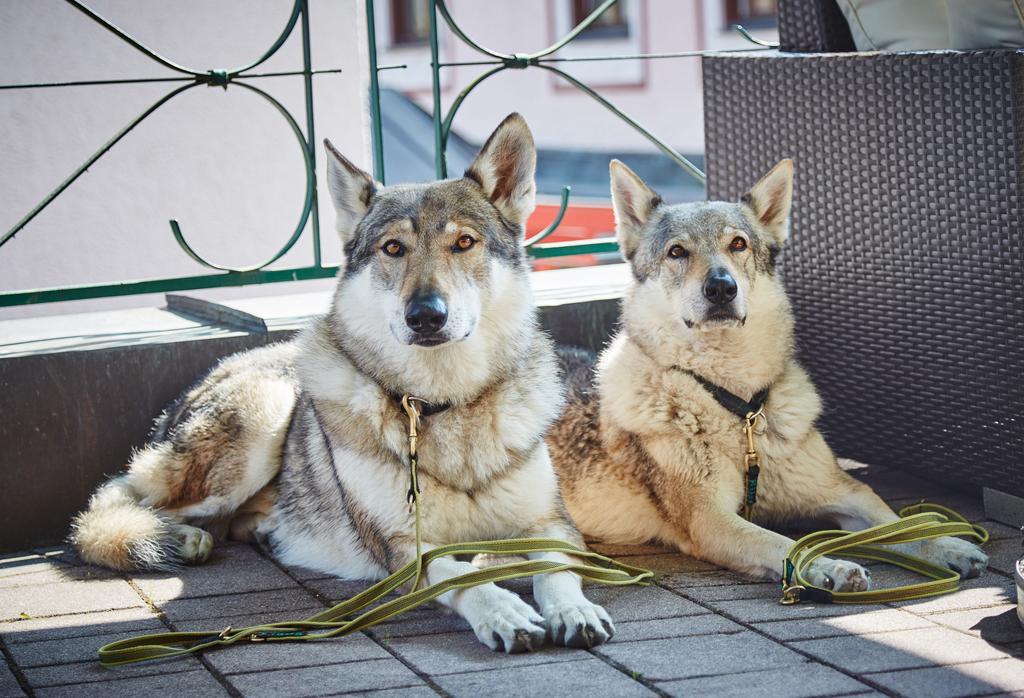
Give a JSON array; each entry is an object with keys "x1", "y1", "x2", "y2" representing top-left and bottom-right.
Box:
[
  {"x1": 98, "y1": 394, "x2": 654, "y2": 667},
  {"x1": 780, "y1": 502, "x2": 989, "y2": 605}
]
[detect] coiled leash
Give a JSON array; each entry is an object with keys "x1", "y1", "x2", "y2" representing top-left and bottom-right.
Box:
[
  {"x1": 780, "y1": 502, "x2": 989, "y2": 605},
  {"x1": 97, "y1": 395, "x2": 654, "y2": 667}
]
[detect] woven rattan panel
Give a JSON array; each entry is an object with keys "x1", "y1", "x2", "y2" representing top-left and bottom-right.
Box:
[
  {"x1": 778, "y1": 0, "x2": 855, "y2": 53},
  {"x1": 702, "y1": 50, "x2": 1024, "y2": 495}
]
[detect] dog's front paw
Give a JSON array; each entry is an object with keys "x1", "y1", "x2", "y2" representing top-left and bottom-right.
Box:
[
  {"x1": 171, "y1": 524, "x2": 214, "y2": 565},
  {"x1": 469, "y1": 588, "x2": 547, "y2": 654},
  {"x1": 541, "y1": 600, "x2": 614, "y2": 649},
  {"x1": 913, "y1": 536, "x2": 988, "y2": 579},
  {"x1": 807, "y1": 558, "x2": 871, "y2": 592}
]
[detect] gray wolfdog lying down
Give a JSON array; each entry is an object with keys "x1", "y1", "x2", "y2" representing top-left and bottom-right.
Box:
[{"x1": 70, "y1": 114, "x2": 615, "y2": 653}]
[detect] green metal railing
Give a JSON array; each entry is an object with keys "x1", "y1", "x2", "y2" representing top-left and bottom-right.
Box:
[{"x1": 0, "y1": 0, "x2": 773, "y2": 308}]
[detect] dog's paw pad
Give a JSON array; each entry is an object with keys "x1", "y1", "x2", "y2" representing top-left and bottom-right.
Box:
[
  {"x1": 471, "y1": 592, "x2": 546, "y2": 654},
  {"x1": 920, "y1": 537, "x2": 988, "y2": 579},
  {"x1": 174, "y1": 526, "x2": 213, "y2": 565},
  {"x1": 543, "y1": 601, "x2": 614, "y2": 649},
  {"x1": 810, "y1": 559, "x2": 870, "y2": 593}
]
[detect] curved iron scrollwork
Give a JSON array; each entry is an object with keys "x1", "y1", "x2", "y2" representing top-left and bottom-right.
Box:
[{"x1": 1, "y1": 0, "x2": 337, "y2": 304}]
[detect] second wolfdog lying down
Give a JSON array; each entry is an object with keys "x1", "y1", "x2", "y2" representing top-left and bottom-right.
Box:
[{"x1": 549, "y1": 159, "x2": 988, "y2": 590}]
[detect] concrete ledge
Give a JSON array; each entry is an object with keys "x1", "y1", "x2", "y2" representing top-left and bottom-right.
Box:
[{"x1": 0, "y1": 265, "x2": 630, "y2": 551}]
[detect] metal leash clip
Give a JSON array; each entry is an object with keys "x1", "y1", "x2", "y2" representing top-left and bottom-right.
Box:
[
  {"x1": 741, "y1": 406, "x2": 765, "y2": 520},
  {"x1": 401, "y1": 395, "x2": 423, "y2": 510}
]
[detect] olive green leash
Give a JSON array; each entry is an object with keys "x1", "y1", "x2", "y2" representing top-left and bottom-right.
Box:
[
  {"x1": 780, "y1": 502, "x2": 989, "y2": 605},
  {"x1": 98, "y1": 395, "x2": 654, "y2": 667}
]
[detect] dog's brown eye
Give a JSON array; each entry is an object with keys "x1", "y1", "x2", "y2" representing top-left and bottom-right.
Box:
[
  {"x1": 382, "y1": 240, "x2": 404, "y2": 258},
  {"x1": 454, "y1": 234, "x2": 476, "y2": 252},
  {"x1": 667, "y1": 245, "x2": 689, "y2": 259},
  {"x1": 729, "y1": 236, "x2": 748, "y2": 252}
]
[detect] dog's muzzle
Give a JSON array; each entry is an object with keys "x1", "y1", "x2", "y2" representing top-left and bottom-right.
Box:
[{"x1": 405, "y1": 293, "x2": 449, "y2": 346}]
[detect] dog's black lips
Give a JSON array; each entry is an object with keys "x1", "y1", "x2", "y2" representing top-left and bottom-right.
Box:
[{"x1": 412, "y1": 336, "x2": 448, "y2": 347}]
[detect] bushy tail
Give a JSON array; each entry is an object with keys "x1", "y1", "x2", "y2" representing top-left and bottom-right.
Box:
[{"x1": 69, "y1": 477, "x2": 181, "y2": 571}]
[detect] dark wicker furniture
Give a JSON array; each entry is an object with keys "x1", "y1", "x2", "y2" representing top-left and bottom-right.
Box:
[{"x1": 702, "y1": 0, "x2": 1024, "y2": 495}]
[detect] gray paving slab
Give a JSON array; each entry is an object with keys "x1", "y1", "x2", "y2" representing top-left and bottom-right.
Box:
[
  {"x1": 301, "y1": 576, "x2": 390, "y2": 604},
  {"x1": 594, "y1": 631, "x2": 806, "y2": 681},
  {"x1": 677, "y1": 581, "x2": 780, "y2": 603},
  {"x1": 658, "y1": 662, "x2": 873, "y2": 698},
  {"x1": 6, "y1": 627, "x2": 163, "y2": 668},
  {"x1": 22, "y1": 656, "x2": 202, "y2": 689},
  {"x1": 706, "y1": 596, "x2": 868, "y2": 623},
  {"x1": 614, "y1": 553, "x2": 717, "y2": 575},
  {"x1": 0, "y1": 663, "x2": 24, "y2": 698},
  {"x1": 0, "y1": 578, "x2": 144, "y2": 621},
  {"x1": 0, "y1": 565, "x2": 116, "y2": 590},
  {"x1": 587, "y1": 542, "x2": 676, "y2": 557},
  {"x1": 979, "y1": 520, "x2": 1022, "y2": 541},
  {"x1": 158, "y1": 586, "x2": 320, "y2": 623},
  {"x1": 368, "y1": 607, "x2": 473, "y2": 640},
  {"x1": 433, "y1": 656, "x2": 654, "y2": 697},
  {"x1": 752, "y1": 607, "x2": 933, "y2": 642},
  {"x1": 0, "y1": 552, "x2": 71, "y2": 580},
  {"x1": 890, "y1": 575, "x2": 1016, "y2": 614},
  {"x1": 344, "y1": 688, "x2": 439, "y2": 698},
  {"x1": 169, "y1": 606, "x2": 326, "y2": 634},
  {"x1": 0, "y1": 607, "x2": 162, "y2": 644},
  {"x1": 612, "y1": 613, "x2": 743, "y2": 642},
  {"x1": 987, "y1": 538, "x2": 1023, "y2": 577},
  {"x1": 386, "y1": 630, "x2": 579, "y2": 676},
  {"x1": 33, "y1": 668, "x2": 228, "y2": 697},
  {"x1": 131, "y1": 544, "x2": 298, "y2": 602},
  {"x1": 790, "y1": 626, "x2": 1012, "y2": 674},
  {"x1": 205, "y1": 633, "x2": 391, "y2": 675},
  {"x1": 656, "y1": 570, "x2": 761, "y2": 590},
  {"x1": 582, "y1": 584, "x2": 707, "y2": 621},
  {"x1": 924, "y1": 604, "x2": 1024, "y2": 646},
  {"x1": 226, "y1": 657, "x2": 424, "y2": 698},
  {"x1": 29, "y1": 548, "x2": 85, "y2": 567},
  {"x1": 866, "y1": 657, "x2": 1024, "y2": 698}
]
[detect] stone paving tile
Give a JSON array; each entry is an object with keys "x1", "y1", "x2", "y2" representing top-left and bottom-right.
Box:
[
  {"x1": 924, "y1": 604, "x2": 1023, "y2": 646},
  {"x1": 979, "y1": 520, "x2": 1021, "y2": 541},
  {"x1": 0, "y1": 662, "x2": 24, "y2": 698},
  {"x1": 890, "y1": 575, "x2": 1016, "y2": 615},
  {"x1": 205, "y1": 634, "x2": 391, "y2": 676},
  {"x1": 594, "y1": 631, "x2": 806, "y2": 681},
  {"x1": 386, "y1": 630, "x2": 579, "y2": 676},
  {"x1": 0, "y1": 552, "x2": 71, "y2": 580},
  {"x1": 22, "y1": 656, "x2": 202, "y2": 689},
  {"x1": 753, "y1": 608, "x2": 933, "y2": 642},
  {"x1": 658, "y1": 662, "x2": 874, "y2": 698},
  {"x1": 582, "y1": 584, "x2": 707, "y2": 621},
  {"x1": 706, "y1": 596, "x2": 868, "y2": 623},
  {"x1": 986, "y1": 538, "x2": 1022, "y2": 577},
  {"x1": 866, "y1": 657, "x2": 1024, "y2": 698},
  {"x1": 29, "y1": 548, "x2": 85, "y2": 567},
  {"x1": 33, "y1": 668, "x2": 228, "y2": 697},
  {"x1": 0, "y1": 565, "x2": 115, "y2": 590},
  {"x1": 656, "y1": 569, "x2": 760, "y2": 590},
  {"x1": 612, "y1": 613, "x2": 743, "y2": 642},
  {"x1": 6, "y1": 627, "x2": 165, "y2": 668},
  {"x1": 0, "y1": 578, "x2": 144, "y2": 621},
  {"x1": 170, "y1": 606, "x2": 327, "y2": 634},
  {"x1": 301, "y1": 576, "x2": 388, "y2": 604},
  {"x1": 615, "y1": 553, "x2": 717, "y2": 575},
  {"x1": 226, "y1": 657, "x2": 424, "y2": 697},
  {"x1": 158, "y1": 586, "x2": 321, "y2": 623},
  {"x1": 676, "y1": 581, "x2": 779, "y2": 603},
  {"x1": 789, "y1": 626, "x2": 1012, "y2": 674},
  {"x1": 369, "y1": 607, "x2": 472, "y2": 640},
  {"x1": 433, "y1": 656, "x2": 654, "y2": 697},
  {"x1": 0, "y1": 607, "x2": 162, "y2": 644},
  {"x1": 131, "y1": 544, "x2": 297, "y2": 602},
  {"x1": 344, "y1": 688, "x2": 439, "y2": 698}
]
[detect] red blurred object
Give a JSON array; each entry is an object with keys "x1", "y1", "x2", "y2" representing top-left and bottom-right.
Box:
[{"x1": 526, "y1": 201, "x2": 615, "y2": 270}]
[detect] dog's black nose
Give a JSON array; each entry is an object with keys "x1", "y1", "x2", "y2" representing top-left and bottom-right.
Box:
[
  {"x1": 405, "y1": 293, "x2": 448, "y2": 333},
  {"x1": 703, "y1": 269, "x2": 738, "y2": 305}
]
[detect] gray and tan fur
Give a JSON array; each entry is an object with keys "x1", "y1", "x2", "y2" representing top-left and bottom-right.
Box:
[
  {"x1": 548, "y1": 159, "x2": 988, "y2": 590},
  {"x1": 70, "y1": 114, "x2": 614, "y2": 653}
]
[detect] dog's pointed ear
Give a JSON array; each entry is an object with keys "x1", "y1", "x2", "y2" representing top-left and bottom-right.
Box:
[
  {"x1": 610, "y1": 159, "x2": 661, "y2": 262},
  {"x1": 742, "y1": 159, "x2": 793, "y2": 244},
  {"x1": 464, "y1": 113, "x2": 537, "y2": 229},
  {"x1": 324, "y1": 138, "x2": 377, "y2": 242}
]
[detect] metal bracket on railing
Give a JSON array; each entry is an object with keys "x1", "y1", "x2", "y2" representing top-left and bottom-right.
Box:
[
  {"x1": 524, "y1": 187, "x2": 571, "y2": 249},
  {"x1": 732, "y1": 24, "x2": 781, "y2": 48},
  {"x1": 204, "y1": 70, "x2": 231, "y2": 89}
]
